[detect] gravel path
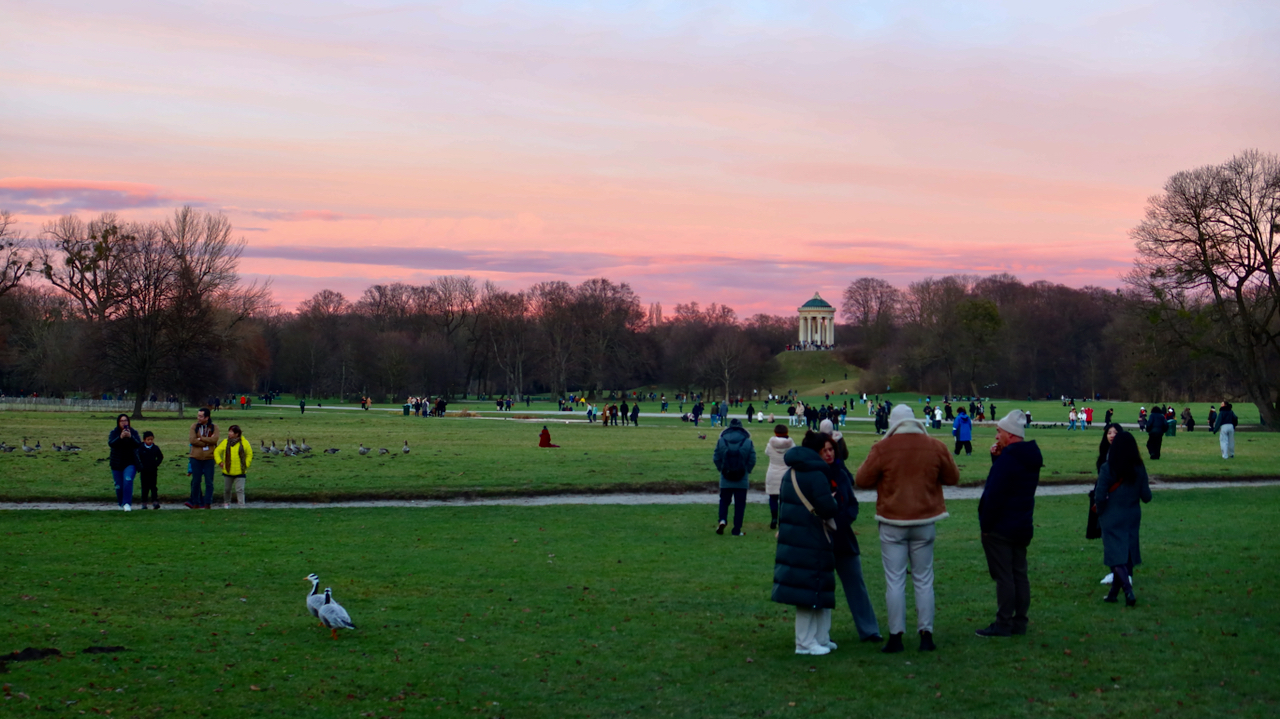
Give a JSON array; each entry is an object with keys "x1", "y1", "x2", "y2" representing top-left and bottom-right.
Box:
[{"x1": 2, "y1": 479, "x2": 1276, "y2": 511}]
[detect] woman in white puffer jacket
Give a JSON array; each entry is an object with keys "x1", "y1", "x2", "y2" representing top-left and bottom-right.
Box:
[{"x1": 764, "y1": 424, "x2": 796, "y2": 530}]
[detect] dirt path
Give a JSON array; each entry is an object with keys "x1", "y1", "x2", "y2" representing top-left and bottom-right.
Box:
[{"x1": 2, "y1": 479, "x2": 1276, "y2": 511}]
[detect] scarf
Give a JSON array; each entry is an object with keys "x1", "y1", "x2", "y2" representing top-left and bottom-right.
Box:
[{"x1": 223, "y1": 437, "x2": 245, "y2": 474}]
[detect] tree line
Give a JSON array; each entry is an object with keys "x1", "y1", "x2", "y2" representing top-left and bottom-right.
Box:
[{"x1": 1, "y1": 150, "x2": 1275, "y2": 424}]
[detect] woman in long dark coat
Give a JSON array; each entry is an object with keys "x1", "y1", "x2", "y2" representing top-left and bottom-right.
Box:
[
  {"x1": 772, "y1": 432, "x2": 840, "y2": 655},
  {"x1": 1094, "y1": 431, "x2": 1152, "y2": 606}
]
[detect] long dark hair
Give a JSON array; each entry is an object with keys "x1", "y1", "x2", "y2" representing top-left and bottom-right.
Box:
[
  {"x1": 801, "y1": 430, "x2": 834, "y2": 453},
  {"x1": 1107, "y1": 431, "x2": 1144, "y2": 484},
  {"x1": 1096, "y1": 422, "x2": 1123, "y2": 471},
  {"x1": 115, "y1": 413, "x2": 130, "y2": 430}
]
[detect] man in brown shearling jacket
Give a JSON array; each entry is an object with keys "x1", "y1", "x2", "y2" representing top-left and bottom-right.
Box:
[
  {"x1": 185, "y1": 407, "x2": 220, "y2": 509},
  {"x1": 855, "y1": 405, "x2": 960, "y2": 654}
]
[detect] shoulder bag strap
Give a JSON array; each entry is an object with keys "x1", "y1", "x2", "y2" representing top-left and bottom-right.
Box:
[{"x1": 789, "y1": 470, "x2": 833, "y2": 541}]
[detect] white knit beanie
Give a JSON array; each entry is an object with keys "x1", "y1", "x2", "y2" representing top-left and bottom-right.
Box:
[
  {"x1": 997, "y1": 410, "x2": 1027, "y2": 438},
  {"x1": 886, "y1": 404, "x2": 926, "y2": 436}
]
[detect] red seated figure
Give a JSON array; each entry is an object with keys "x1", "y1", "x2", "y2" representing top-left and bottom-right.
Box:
[{"x1": 539, "y1": 427, "x2": 559, "y2": 448}]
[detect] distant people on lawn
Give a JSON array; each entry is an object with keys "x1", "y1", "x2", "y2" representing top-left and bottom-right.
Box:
[
  {"x1": 214, "y1": 424, "x2": 253, "y2": 508},
  {"x1": 108, "y1": 413, "x2": 143, "y2": 511},
  {"x1": 187, "y1": 407, "x2": 219, "y2": 509},
  {"x1": 975, "y1": 411, "x2": 1042, "y2": 638},
  {"x1": 137, "y1": 430, "x2": 164, "y2": 510},
  {"x1": 1213, "y1": 402, "x2": 1238, "y2": 459},
  {"x1": 1094, "y1": 431, "x2": 1152, "y2": 606},
  {"x1": 713, "y1": 418, "x2": 756, "y2": 537},
  {"x1": 763, "y1": 425, "x2": 794, "y2": 530},
  {"x1": 1145, "y1": 405, "x2": 1167, "y2": 459},
  {"x1": 855, "y1": 405, "x2": 959, "y2": 654},
  {"x1": 951, "y1": 407, "x2": 973, "y2": 455}
]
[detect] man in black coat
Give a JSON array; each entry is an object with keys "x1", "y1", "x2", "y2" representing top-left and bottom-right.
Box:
[
  {"x1": 1146, "y1": 406, "x2": 1167, "y2": 459},
  {"x1": 976, "y1": 411, "x2": 1043, "y2": 638}
]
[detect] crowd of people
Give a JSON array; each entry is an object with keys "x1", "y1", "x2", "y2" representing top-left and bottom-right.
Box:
[{"x1": 711, "y1": 404, "x2": 1162, "y2": 656}]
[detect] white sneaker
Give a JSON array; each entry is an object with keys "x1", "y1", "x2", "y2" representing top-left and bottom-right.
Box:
[
  {"x1": 824, "y1": 641, "x2": 838, "y2": 650},
  {"x1": 796, "y1": 644, "x2": 831, "y2": 656},
  {"x1": 123, "y1": 504, "x2": 131, "y2": 512},
  {"x1": 1101, "y1": 573, "x2": 1113, "y2": 585}
]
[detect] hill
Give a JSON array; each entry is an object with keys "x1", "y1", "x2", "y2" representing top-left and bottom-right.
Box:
[{"x1": 773, "y1": 351, "x2": 861, "y2": 397}]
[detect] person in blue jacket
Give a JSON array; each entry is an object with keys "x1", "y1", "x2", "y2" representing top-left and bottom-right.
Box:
[
  {"x1": 975, "y1": 410, "x2": 1042, "y2": 637},
  {"x1": 712, "y1": 419, "x2": 756, "y2": 536},
  {"x1": 951, "y1": 407, "x2": 974, "y2": 456}
]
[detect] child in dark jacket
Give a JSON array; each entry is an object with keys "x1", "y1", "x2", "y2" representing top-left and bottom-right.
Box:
[{"x1": 136, "y1": 431, "x2": 165, "y2": 510}]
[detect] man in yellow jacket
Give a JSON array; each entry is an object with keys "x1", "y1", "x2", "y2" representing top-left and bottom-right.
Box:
[{"x1": 213, "y1": 424, "x2": 253, "y2": 508}]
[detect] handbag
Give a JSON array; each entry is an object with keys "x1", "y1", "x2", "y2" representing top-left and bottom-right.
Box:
[{"x1": 1085, "y1": 489, "x2": 1101, "y2": 540}]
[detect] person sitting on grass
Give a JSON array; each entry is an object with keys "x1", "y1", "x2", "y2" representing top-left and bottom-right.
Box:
[
  {"x1": 538, "y1": 426, "x2": 560, "y2": 448},
  {"x1": 213, "y1": 424, "x2": 253, "y2": 509}
]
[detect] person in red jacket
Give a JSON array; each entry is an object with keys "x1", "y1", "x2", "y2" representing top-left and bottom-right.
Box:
[{"x1": 538, "y1": 426, "x2": 559, "y2": 448}]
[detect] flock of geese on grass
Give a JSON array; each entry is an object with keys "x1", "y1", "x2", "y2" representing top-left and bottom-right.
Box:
[
  {"x1": 0, "y1": 439, "x2": 81, "y2": 453},
  {"x1": 306, "y1": 573, "x2": 356, "y2": 639}
]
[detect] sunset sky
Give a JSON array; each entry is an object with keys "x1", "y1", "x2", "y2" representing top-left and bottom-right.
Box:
[{"x1": 4, "y1": 1, "x2": 1279, "y2": 314}]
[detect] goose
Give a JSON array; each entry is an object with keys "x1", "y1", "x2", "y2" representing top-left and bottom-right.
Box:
[
  {"x1": 0, "y1": 442, "x2": 11, "y2": 452},
  {"x1": 34, "y1": 440, "x2": 42, "y2": 451},
  {"x1": 378, "y1": 447, "x2": 389, "y2": 455},
  {"x1": 318, "y1": 588, "x2": 355, "y2": 640},
  {"x1": 260, "y1": 439, "x2": 268, "y2": 452},
  {"x1": 269, "y1": 441, "x2": 281, "y2": 456},
  {"x1": 21, "y1": 438, "x2": 37, "y2": 453},
  {"x1": 304, "y1": 574, "x2": 325, "y2": 625},
  {"x1": 65, "y1": 440, "x2": 80, "y2": 452},
  {"x1": 358, "y1": 444, "x2": 370, "y2": 456},
  {"x1": 299, "y1": 439, "x2": 312, "y2": 453},
  {"x1": 53, "y1": 441, "x2": 64, "y2": 452},
  {"x1": 401, "y1": 440, "x2": 410, "y2": 454},
  {"x1": 324, "y1": 448, "x2": 340, "y2": 454}
]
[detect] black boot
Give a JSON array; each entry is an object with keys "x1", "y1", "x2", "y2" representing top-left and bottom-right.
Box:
[
  {"x1": 1125, "y1": 589, "x2": 1137, "y2": 607},
  {"x1": 881, "y1": 633, "x2": 904, "y2": 654},
  {"x1": 919, "y1": 630, "x2": 936, "y2": 652}
]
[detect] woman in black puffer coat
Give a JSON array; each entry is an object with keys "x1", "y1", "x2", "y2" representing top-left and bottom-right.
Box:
[{"x1": 772, "y1": 431, "x2": 840, "y2": 656}]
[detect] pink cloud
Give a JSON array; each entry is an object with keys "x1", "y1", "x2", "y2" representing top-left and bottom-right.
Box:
[{"x1": 0, "y1": 177, "x2": 207, "y2": 215}]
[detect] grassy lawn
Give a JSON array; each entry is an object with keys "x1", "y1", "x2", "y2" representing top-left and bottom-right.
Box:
[
  {"x1": 0, "y1": 408, "x2": 1276, "y2": 502},
  {"x1": 3, "y1": 488, "x2": 1278, "y2": 718}
]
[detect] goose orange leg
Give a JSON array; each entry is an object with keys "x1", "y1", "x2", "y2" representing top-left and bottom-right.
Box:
[{"x1": 330, "y1": 628, "x2": 339, "y2": 640}]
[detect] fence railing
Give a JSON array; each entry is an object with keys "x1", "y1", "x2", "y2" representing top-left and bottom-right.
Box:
[{"x1": 0, "y1": 397, "x2": 182, "y2": 413}]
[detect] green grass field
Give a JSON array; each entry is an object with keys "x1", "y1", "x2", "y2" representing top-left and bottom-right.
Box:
[
  {"x1": 3, "y1": 488, "x2": 1278, "y2": 718},
  {"x1": 0, "y1": 406, "x2": 1275, "y2": 503}
]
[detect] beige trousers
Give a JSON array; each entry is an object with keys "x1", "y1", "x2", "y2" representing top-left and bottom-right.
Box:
[{"x1": 223, "y1": 474, "x2": 246, "y2": 505}]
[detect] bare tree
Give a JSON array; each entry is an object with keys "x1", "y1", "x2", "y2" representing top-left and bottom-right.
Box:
[
  {"x1": 841, "y1": 277, "x2": 900, "y2": 350},
  {"x1": 479, "y1": 283, "x2": 533, "y2": 399},
  {"x1": 0, "y1": 211, "x2": 32, "y2": 297},
  {"x1": 1127, "y1": 149, "x2": 1280, "y2": 428},
  {"x1": 529, "y1": 280, "x2": 581, "y2": 398}
]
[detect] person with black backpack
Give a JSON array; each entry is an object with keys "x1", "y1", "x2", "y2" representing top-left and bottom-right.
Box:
[{"x1": 713, "y1": 418, "x2": 757, "y2": 536}]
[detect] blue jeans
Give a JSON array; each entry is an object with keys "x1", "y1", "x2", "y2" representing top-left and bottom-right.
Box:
[
  {"x1": 718, "y1": 488, "x2": 746, "y2": 533},
  {"x1": 189, "y1": 458, "x2": 216, "y2": 506},
  {"x1": 835, "y1": 553, "x2": 881, "y2": 640},
  {"x1": 111, "y1": 465, "x2": 137, "y2": 506}
]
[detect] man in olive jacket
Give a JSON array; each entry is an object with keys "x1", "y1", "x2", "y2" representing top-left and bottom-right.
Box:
[
  {"x1": 713, "y1": 419, "x2": 756, "y2": 536},
  {"x1": 976, "y1": 410, "x2": 1042, "y2": 638}
]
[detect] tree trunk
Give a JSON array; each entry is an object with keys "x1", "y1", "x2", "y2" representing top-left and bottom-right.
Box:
[{"x1": 132, "y1": 388, "x2": 146, "y2": 419}]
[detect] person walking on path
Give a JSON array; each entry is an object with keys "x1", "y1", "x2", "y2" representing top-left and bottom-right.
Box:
[
  {"x1": 1206, "y1": 406, "x2": 1218, "y2": 433},
  {"x1": 763, "y1": 425, "x2": 795, "y2": 530},
  {"x1": 1181, "y1": 407, "x2": 1195, "y2": 432},
  {"x1": 299, "y1": 398, "x2": 306, "y2": 415},
  {"x1": 136, "y1": 431, "x2": 164, "y2": 510},
  {"x1": 108, "y1": 414, "x2": 144, "y2": 511},
  {"x1": 975, "y1": 411, "x2": 1042, "y2": 637},
  {"x1": 214, "y1": 424, "x2": 254, "y2": 508},
  {"x1": 1145, "y1": 406, "x2": 1166, "y2": 460},
  {"x1": 1213, "y1": 403, "x2": 1239, "y2": 459},
  {"x1": 855, "y1": 405, "x2": 960, "y2": 653},
  {"x1": 1094, "y1": 431, "x2": 1152, "y2": 606},
  {"x1": 186, "y1": 407, "x2": 219, "y2": 509},
  {"x1": 630, "y1": 403, "x2": 640, "y2": 427},
  {"x1": 772, "y1": 433, "x2": 840, "y2": 655},
  {"x1": 952, "y1": 408, "x2": 973, "y2": 455},
  {"x1": 713, "y1": 418, "x2": 757, "y2": 536},
  {"x1": 816, "y1": 425, "x2": 882, "y2": 643}
]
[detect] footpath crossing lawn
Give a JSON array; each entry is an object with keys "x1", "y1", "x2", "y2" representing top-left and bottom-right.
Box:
[
  {"x1": 1, "y1": 410, "x2": 1276, "y2": 503},
  {"x1": 3, "y1": 488, "x2": 1279, "y2": 718}
]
